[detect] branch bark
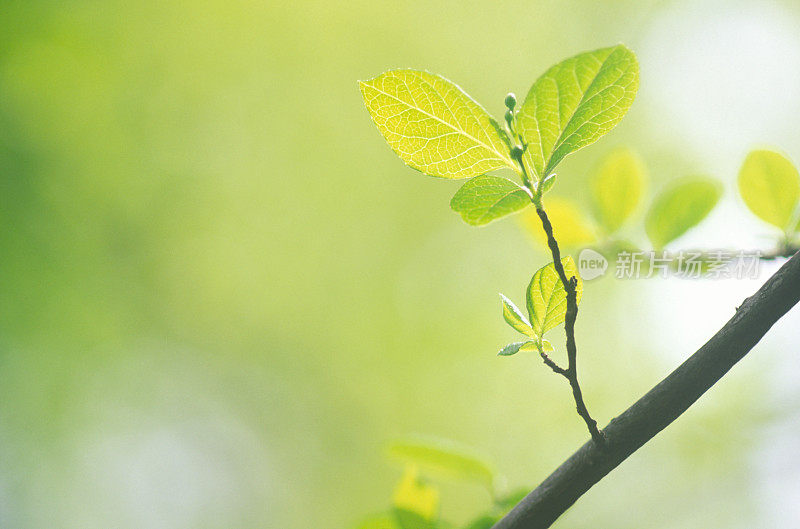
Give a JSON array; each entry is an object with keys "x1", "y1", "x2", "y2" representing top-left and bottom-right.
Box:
[
  {"x1": 494, "y1": 250, "x2": 800, "y2": 529},
  {"x1": 534, "y1": 206, "x2": 603, "y2": 443}
]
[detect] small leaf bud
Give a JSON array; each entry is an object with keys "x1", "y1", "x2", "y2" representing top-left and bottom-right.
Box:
[{"x1": 505, "y1": 92, "x2": 517, "y2": 110}]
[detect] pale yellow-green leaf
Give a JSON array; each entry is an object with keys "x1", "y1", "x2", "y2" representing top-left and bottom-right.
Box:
[
  {"x1": 590, "y1": 148, "x2": 646, "y2": 235},
  {"x1": 738, "y1": 149, "x2": 800, "y2": 230},
  {"x1": 450, "y1": 175, "x2": 531, "y2": 225},
  {"x1": 392, "y1": 466, "x2": 439, "y2": 521},
  {"x1": 517, "y1": 45, "x2": 639, "y2": 178},
  {"x1": 519, "y1": 339, "x2": 553, "y2": 353},
  {"x1": 359, "y1": 70, "x2": 516, "y2": 179},
  {"x1": 519, "y1": 197, "x2": 597, "y2": 248},
  {"x1": 499, "y1": 294, "x2": 535, "y2": 337},
  {"x1": 497, "y1": 341, "x2": 528, "y2": 356},
  {"x1": 388, "y1": 440, "x2": 494, "y2": 488},
  {"x1": 646, "y1": 177, "x2": 722, "y2": 249},
  {"x1": 526, "y1": 257, "x2": 583, "y2": 336}
]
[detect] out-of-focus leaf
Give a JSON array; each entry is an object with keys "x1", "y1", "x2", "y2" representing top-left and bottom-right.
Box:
[
  {"x1": 451, "y1": 175, "x2": 531, "y2": 225},
  {"x1": 517, "y1": 45, "x2": 639, "y2": 178},
  {"x1": 499, "y1": 294, "x2": 535, "y2": 337},
  {"x1": 462, "y1": 488, "x2": 529, "y2": 529},
  {"x1": 737, "y1": 149, "x2": 800, "y2": 230},
  {"x1": 392, "y1": 466, "x2": 439, "y2": 522},
  {"x1": 645, "y1": 177, "x2": 722, "y2": 248},
  {"x1": 526, "y1": 257, "x2": 583, "y2": 336},
  {"x1": 388, "y1": 440, "x2": 495, "y2": 488},
  {"x1": 354, "y1": 513, "x2": 402, "y2": 529},
  {"x1": 519, "y1": 198, "x2": 596, "y2": 248},
  {"x1": 496, "y1": 488, "x2": 529, "y2": 510},
  {"x1": 393, "y1": 509, "x2": 437, "y2": 529},
  {"x1": 590, "y1": 148, "x2": 646, "y2": 235},
  {"x1": 463, "y1": 515, "x2": 497, "y2": 529},
  {"x1": 359, "y1": 70, "x2": 516, "y2": 179}
]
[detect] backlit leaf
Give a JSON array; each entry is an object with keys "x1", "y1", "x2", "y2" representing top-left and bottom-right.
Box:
[
  {"x1": 499, "y1": 294, "x2": 535, "y2": 336},
  {"x1": 451, "y1": 175, "x2": 531, "y2": 225},
  {"x1": 517, "y1": 45, "x2": 639, "y2": 179},
  {"x1": 388, "y1": 440, "x2": 494, "y2": 488},
  {"x1": 526, "y1": 257, "x2": 583, "y2": 336},
  {"x1": 738, "y1": 149, "x2": 800, "y2": 231},
  {"x1": 645, "y1": 177, "x2": 722, "y2": 248},
  {"x1": 590, "y1": 148, "x2": 646, "y2": 235},
  {"x1": 359, "y1": 70, "x2": 516, "y2": 179},
  {"x1": 519, "y1": 339, "x2": 553, "y2": 353},
  {"x1": 539, "y1": 173, "x2": 557, "y2": 195}
]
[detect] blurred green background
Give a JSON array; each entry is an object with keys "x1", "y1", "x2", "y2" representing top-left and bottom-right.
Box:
[{"x1": 2, "y1": 0, "x2": 800, "y2": 527}]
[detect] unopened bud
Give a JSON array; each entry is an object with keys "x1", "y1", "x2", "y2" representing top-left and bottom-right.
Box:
[{"x1": 504, "y1": 92, "x2": 517, "y2": 110}]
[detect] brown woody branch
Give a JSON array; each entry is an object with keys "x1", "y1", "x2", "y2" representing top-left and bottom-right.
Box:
[{"x1": 534, "y1": 206, "x2": 603, "y2": 444}]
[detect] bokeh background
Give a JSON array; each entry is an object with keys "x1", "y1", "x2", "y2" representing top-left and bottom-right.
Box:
[{"x1": 2, "y1": 0, "x2": 800, "y2": 527}]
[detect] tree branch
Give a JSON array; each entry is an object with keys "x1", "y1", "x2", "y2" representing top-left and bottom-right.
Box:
[
  {"x1": 535, "y1": 206, "x2": 603, "y2": 444},
  {"x1": 494, "y1": 250, "x2": 800, "y2": 529},
  {"x1": 539, "y1": 351, "x2": 567, "y2": 376}
]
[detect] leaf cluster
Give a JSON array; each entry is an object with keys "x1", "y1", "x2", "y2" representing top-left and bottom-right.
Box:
[
  {"x1": 498, "y1": 257, "x2": 582, "y2": 358},
  {"x1": 360, "y1": 45, "x2": 639, "y2": 225}
]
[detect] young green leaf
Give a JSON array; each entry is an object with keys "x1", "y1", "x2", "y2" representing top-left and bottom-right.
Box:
[
  {"x1": 738, "y1": 149, "x2": 800, "y2": 231},
  {"x1": 497, "y1": 341, "x2": 531, "y2": 356},
  {"x1": 388, "y1": 440, "x2": 495, "y2": 488},
  {"x1": 526, "y1": 257, "x2": 583, "y2": 336},
  {"x1": 519, "y1": 339, "x2": 554, "y2": 353},
  {"x1": 451, "y1": 175, "x2": 531, "y2": 225},
  {"x1": 645, "y1": 177, "x2": 722, "y2": 248},
  {"x1": 539, "y1": 173, "x2": 557, "y2": 195},
  {"x1": 359, "y1": 70, "x2": 516, "y2": 179},
  {"x1": 590, "y1": 148, "x2": 646, "y2": 235},
  {"x1": 499, "y1": 294, "x2": 535, "y2": 336},
  {"x1": 517, "y1": 45, "x2": 639, "y2": 179},
  {"x1": 517, "y1": 342, "x2": 535, "y2": 353}
]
